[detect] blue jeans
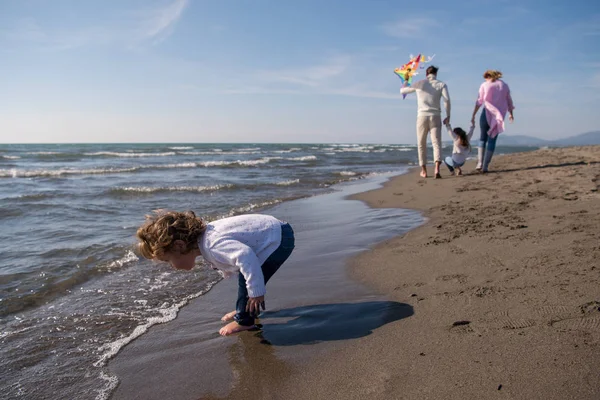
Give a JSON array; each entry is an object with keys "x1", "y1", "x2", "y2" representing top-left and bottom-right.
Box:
[
  {"x1": 235, "y1": 222, "x2": 295, "y2": 326},
  {"x1": 444, "y1": 156, "x2": 464, "y2": 173},
  {"x1": 479, "y1": 110, "x2": 497, "y2": 153}
]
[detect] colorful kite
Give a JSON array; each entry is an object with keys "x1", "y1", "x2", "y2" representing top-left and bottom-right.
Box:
[{"x1": 394, "y1": 54, "x2": 435, "y2": 98}]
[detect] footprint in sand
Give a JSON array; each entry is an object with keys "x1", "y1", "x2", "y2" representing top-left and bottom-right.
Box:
[
  {"x1": 449, "y1": 320, "x2": 477, "y2": 334},
  {"x1": 534, "y1": 305, "x2": 573, "y2": 321},
  {"x1": 502, "y1": 318, "x2": 536, "y2": 330},
  {"x1": 436, "y1": 274, "x2": 468, "y2": 284},
  {"x1": 548, "y1": 301, "x2": 600, "y2": 332}
]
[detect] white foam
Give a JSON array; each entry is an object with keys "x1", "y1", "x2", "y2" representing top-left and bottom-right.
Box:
[
  {"x1": 0, "y1": 166, "x2": 140, "y2": 178},
  {"x1": 179, "y1": 150, "x2": 261, "y2": 156},
  {"x1": 273, "y1": 147, "x2": 301, "y2": 153},
  {"x1": 1, "y1": 155, "x2": 21, "y2": 159},
  {"x1": 224, "y1": 199, "x2": 283, "y2": 217},
  {"x1": 168, "y1": 146, "x2": 193, "y2": 150},
  {"x1": 95, "y1": 370, "x2": 119, "y2": 400},
  {"x1": 116, "y1": 184, "x2": 233, "y2": 193},
  {"x1": 288, "y1": 155, "x2": 317, "y2": 161},
  {"x1": 99, "y1": 251, "x2": 138, "y2": 272},
  {"x1": 93, "y1": 280, "x2": 219, "y2": 367},
  {"x1": 276, "y1": 179, "x2": 300, "y2": 186},
  {"x1": 337, "y1": 171, "x2": 357, "y2": 176},
  {"x1": 83, "y1": 151, "x2": 176, "y2": 157}
]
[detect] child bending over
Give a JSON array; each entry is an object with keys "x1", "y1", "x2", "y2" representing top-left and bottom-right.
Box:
[
  {"x1": 137, "y1": 211, "x2": 295, "y2": 336},
  {"x1": 444, "y1": 124, "x2": 474, "y2": 176}
]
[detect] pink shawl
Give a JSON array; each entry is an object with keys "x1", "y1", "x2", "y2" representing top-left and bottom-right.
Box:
[{"x1": 476, "y1": 79, "x2": 515, "y2": 138}]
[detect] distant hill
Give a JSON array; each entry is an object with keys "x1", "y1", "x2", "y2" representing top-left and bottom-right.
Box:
[{"x1": 500, "y1": 131, "x2": 600, "y2": 147}]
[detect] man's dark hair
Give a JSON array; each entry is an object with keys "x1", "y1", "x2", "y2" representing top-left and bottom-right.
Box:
[{"x1": 426, "y1": 65, "x2": 439, "y2": 76}]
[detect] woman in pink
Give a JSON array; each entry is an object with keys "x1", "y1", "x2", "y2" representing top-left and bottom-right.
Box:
[{"x1": 470, "y1": 70, "x2": 515, "y2": 172}]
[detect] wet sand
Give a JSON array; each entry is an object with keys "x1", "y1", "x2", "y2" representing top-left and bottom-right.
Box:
[
  {"x1": 108, "y1": 175, "x2": 423, "y2": 399},
  {"x1": 109, "y1": 146, "x2": 600, "y2": 400}
]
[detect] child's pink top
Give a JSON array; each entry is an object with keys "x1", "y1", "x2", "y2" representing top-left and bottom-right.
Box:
[{"x1": 476, "y1": 79, "x2": 515, "y2": 138}]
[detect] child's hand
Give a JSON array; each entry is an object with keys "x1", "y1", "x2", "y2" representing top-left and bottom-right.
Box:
[{"x1": 246, "y1": 296, "x2": 266, "y2": 315}]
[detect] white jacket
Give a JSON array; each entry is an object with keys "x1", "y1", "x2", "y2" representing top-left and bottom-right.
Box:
[
  {"x1": 401, "y1": 74, "x2": 451, "y2": 118},
  {"x1": 198, "y1": 214, "x2": 282, "y2": 297}
]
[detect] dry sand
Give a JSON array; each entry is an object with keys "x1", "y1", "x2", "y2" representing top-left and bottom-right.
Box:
[{"x1": 268, "y1": 146, "x2": 600, "y2": 400}]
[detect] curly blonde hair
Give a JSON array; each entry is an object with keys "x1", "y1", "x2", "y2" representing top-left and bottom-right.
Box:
[
  {"x1": 136, "y1": 210, "x2": 206, "y2": 259},
  {"x1": 483, "y1": 70, "x2": 503, "y2": 81}
]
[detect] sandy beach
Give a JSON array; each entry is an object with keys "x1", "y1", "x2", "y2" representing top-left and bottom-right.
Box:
[
  {"x1": 109, "y1": 146, "x2": 599, "y2": 400},
  {"x1": 274, "y1": 145, "x2": 600, "y2": 400}
]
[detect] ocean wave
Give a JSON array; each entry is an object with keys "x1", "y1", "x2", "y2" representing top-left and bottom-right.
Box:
[
  {"x1": 179, "y1": 150, "x2": 261, "y2": 156},
  {"x1": 0, "y1": 207, "x2": 24, "y2": 219},
  {"x1": 110, "y1": 180, "x2": 301, "y2": 196},
  {"x1": 222, "y1": 199, "x2": 284, "y2": 218},
  {"x1": 199, "y1": 158, "x2": 273, "y2": 167},
  {"x1": 93, "y1": 279, "x2": 220, "y2": 399},
  {"x1": 334, "y1": 146, "x2": 379, "y2": 153},
  {"x1": 168, "y1": 146, "x2": 194, "y2": 150},
  {"x1": 0, "y1": 158, "x2": 279, "y2": 178},
  {"x1": 3, "y1": 193, "x2": 55, "y2": 201},
  {"x1": 273, "y1": 147, "x2": 302, "y2": 153},
  {"x1": 337, "y1": 171, "x2": 357, "y2": 176},
  {"x1": 276, "y1": 179, "x2": 300, "y2": 186},
  {"x1": 0, "y1": 250, "x2": 140, "y2": 317},
  {"x1": 111, "y1": 184, "x2": 235, "y2": 194},
  {"x1": 98, "y1": 250, "x2": 139, "y2": 272},
  {"x1": 83, "y1": 151, "x2": 177, "y2": 157},
  {"x1": 287, "y1": 155, "x2": 317, "y2": 161},
  {"x1": 1, "y1": 155, "x2": 21, "y2": 159},
  {"x1": 0, "y1": 166, "x2": 140, "y2": 178}
]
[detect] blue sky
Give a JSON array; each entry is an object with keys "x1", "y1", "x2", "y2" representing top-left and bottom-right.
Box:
[{"x1": 0, "y1": 0, "x2": 598, "y2": 143}]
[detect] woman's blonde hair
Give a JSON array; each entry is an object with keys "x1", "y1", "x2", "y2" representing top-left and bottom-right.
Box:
[
  {"x1": 483, "y1": 70, "x2": 503, "y2": 81},
  {"x1": 136, "y1": 210, "x2": 206, "y2": 259}
]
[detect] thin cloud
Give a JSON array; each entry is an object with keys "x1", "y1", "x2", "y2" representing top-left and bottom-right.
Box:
[
  {"x1": 257, "y1": 56, "x2": 351, "y2": 87},
  {"x1": 3, "y1": 0, "x2": 189, "y2": 50},
  {"x1": 380, "y1": 17, "x2": 437, "y2": 38},
  {"x1": 136, "y1": 0, "x2": 189, "y2": 44}
]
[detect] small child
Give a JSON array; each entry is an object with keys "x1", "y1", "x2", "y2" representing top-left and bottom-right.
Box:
[
  {"x1": 444, "y1": 124, "x2": 475, "y2": 176},
  {"x1": 136, "y1": 211, "x2": 295, "y2": 336}
]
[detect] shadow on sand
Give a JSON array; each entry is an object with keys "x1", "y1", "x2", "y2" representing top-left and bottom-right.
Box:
[
  {"x1": 464, "y1": 160, "x2": 599, "y2": 175},
  {"x1": 256, "y1": 301, "x2": 414, "y2": 346}
]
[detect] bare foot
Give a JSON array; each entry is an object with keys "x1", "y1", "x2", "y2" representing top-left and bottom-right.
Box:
[
  {"x1": 419, "y1": 170, "x2": 427, "y2": 178},
  {"x1": 456, "y1": 169, "x2": 463, "y2": 176},
  {"x1": 219, "y1": 321, "x2": 256, "y2": 336},
  {"x1": 434, "y1": 162, "x2": 441, "y2": 177},
  {"x1": 221, "y1": 310, "x2": 236, "y2": 322}
]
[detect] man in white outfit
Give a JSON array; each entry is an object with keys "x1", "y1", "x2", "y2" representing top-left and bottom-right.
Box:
[{"x1": 401, "y1": 65, "x2": 451, "y2": 179}]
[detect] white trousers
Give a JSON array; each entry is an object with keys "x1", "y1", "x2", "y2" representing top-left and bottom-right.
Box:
[{"x1": 416, "y1": 115, "x2": 442, "y2": 166}]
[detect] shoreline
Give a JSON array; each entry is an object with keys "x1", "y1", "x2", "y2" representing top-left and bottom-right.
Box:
[
  {"x1": 108, "y1": 146, "x2": 600, "y2": 400},
  {"x1": 107, "y1": 172, "x2": 423, "y2": 400}
]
